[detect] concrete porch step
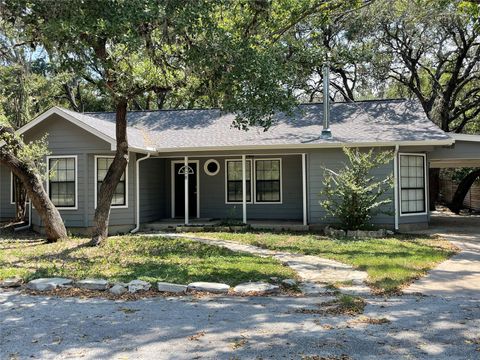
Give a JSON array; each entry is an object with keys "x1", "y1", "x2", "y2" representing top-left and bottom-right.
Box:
[{"x1": 141, "y1": 219, "x2": 309, "y2": 232}]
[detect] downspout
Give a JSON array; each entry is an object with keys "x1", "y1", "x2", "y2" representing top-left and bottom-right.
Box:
[
  {"x1": 130, "y1": 153, "x2": 151, "y2": 234},
  {"x1": 393, "y1": 145, "x2": 399, "y2": 232},
  {"x1": 15, "y1": 201, "x2": 32, "y2": 232}
]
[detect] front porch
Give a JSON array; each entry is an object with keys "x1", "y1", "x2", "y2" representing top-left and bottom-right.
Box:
[
  {"x1": 141, "y1": 219, "x2": 308, "y2": 232},
  {"x1": 137, "y1": 152, "x2": 308, "y2": 228}
]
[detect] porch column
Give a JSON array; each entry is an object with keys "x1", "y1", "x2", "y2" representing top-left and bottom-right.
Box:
[
  {"x1": 242, "y1": 155, "x2": 247, "y2": 224},
  {"x1": 184, "y1": 156, "x2": 189, "y2": 225},
  {"x1": 302, "y1": 153, "x2": 307, "y2": 226}
]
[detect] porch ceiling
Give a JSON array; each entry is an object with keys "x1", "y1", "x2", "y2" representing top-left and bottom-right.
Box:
[
  {"x1": 429, "y1": 134, "x2": 480, "y2": 169},
  {"x1": 430, "y1": 159, "x2": 480, "y2": 168}
]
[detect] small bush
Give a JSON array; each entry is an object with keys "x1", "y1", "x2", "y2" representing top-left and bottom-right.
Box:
[{"x1": 320, "y1": 147, "x2": 394, "y2": 230}]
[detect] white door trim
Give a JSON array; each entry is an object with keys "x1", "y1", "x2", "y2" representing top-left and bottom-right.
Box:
[{"x1": 171, "y1": 160, "x2": 200, "y2": 218}]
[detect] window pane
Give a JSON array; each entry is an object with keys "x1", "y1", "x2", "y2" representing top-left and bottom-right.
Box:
[
  {"x1": 98, "y1": 169, "x2": 108, "y2": 180},
  {"x1": 400, "y1": 155, "x2": 425, "y2": 214},
  {"x1": 255, "y1": 160, "x2": 281, "y2": 203},
  {"x1": 97, "y1": 157, "x2": 126, "y2": 207},
  {"x1": 226, "y1": 160, "x2": 251, "y2": 202},
  {"x1": 49, "y1": 157, "x2": 76, "y2": 207}
]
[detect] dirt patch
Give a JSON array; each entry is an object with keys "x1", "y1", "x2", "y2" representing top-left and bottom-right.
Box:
[
  {"x1": 348, "y1": 315, "x2": 390, "y2": 325},
  {"x1": 302, "y1": 355, "x2": 352, "y2": 360},
  {"x1": 296, "y1": 295, "x2": 366, "y2": 316},
  {"x1": 188, "y1": 331, "x2": 206, "y2": 341},
  {"x1": 16, "y1": 286, "x2": 296, "y2": 301}
]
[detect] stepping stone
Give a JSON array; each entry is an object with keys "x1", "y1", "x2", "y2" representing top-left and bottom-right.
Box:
[
  {"x1": 110, "y1": 284, "x2": 127, "y2": 295},
  {"x1": 338, "y1": 285, "x2": 371, "y2": 297},
  {"x1": 157, "y1": 282, "x2": 187, "y2": 294},
  {"x1": 282, "y1": 279, "x2": 298, "y2": 287},
  {"x1": 127, "y1": 280, "x2": 151, "y2": 293},
  {"x1": 0, "y1": 278, "x2": 22, "y2": 288},
  {"x1": 187, "y1": 282, "x2": 230, "y2": 294},
  {"x1": 300, "y1": 282, "x2": 331, "y2": 296},
  {"x1": 76, "y1": 279, "x2": 109, "y2": 291},
  {"x1": 233, "y1": 282, "x2": 280, "y2": 295},
  {"x1": 27, "y1": 278, "x2": 72, "y2": 291}
]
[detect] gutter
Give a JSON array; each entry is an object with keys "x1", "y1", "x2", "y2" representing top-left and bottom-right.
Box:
[
  {"x1": 130, "y1": 153, "x2": 151, "y2": 234},
  {"x1": 153, "y1": 139, "x2": 455, "y2": 153},
  {"x1": 393, "y1": 145, "x2": 399, "y2": 231},
  {"x1": 15, "y1": 201, "x2": 32, "y2": 232}
]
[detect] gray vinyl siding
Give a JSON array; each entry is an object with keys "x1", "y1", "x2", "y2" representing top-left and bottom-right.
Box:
[
  {"x1": 139, "y1": 157, "x2": 166, "y2": 222},
  {"x1": 85, "y1": 153, "x2": 135, "y2": 227},
  {"x1": 142, "y1": 155, "x2": 303, "y2": 221},
  {"x1": 307, "y1": 148, "x2": 395, "y2": 226},
  {"x1": 17, "y1": 113, "x2": 135, "y2": 230},
  {"x1": 198, "y1": 155, "x2": 303, "y2": 220},
  {"x1": 429, "y1": 140, "x2": 480, "y2": 161},
  {"x1": 0, "y1": 164, "x2": 16, "y2": 220}
]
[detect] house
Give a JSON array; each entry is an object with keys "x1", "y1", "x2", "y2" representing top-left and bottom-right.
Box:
[{"x1": 1, "y1": 99, "x2": 479, "y2": 234}]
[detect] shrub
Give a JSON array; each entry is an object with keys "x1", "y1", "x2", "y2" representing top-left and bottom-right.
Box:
[{"x1": 320, "y1": 147, "x2": 394, "y2": 230}]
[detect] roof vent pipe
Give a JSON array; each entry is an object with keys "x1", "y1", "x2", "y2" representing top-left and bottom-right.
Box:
[{"x1": 321, "y1": 62, "x2": 333, "y2": 139}]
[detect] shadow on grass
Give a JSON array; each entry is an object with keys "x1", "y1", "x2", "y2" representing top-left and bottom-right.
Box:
[{"x1": 1, "y1": 236, "x2": 295, "y2": 286}]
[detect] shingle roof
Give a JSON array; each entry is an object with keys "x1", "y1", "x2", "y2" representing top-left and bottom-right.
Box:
[
  {"x1": 61, "y1": 99, "x2": 452, "y2": 152},
  {"x1": 59, "y1": 108, "x2": 155, "y2": 151}
]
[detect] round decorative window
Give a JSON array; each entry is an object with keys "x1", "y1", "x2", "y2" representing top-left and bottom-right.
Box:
[{"x1": 204, "y1": 159, "x2": 220, "y2": 176}]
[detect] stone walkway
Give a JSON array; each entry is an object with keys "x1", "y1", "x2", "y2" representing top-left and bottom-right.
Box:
[
  {"x1": 403, "y1": 213, "x2": 480, "y2": 298},
  {"x1": 161, "y1": 233, "x2": 370, "y2": 296}
]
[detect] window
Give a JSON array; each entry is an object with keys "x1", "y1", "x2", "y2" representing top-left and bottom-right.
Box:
[
  {"x1": 204, "y1": 159, "x2": 220, "y2": 176},
  {"x1": 96, "y1": 156, "x2": 127, "y2": 207},
  {"x1": 48, "y1": 156, "x2": 77, "y2": 209},
  {"x1": 226, "y1": 159, "x2": 252, "y2": 203},
  {"x1": 10, "y1": 172, "x2": 30, "y2": 204},
  {"x1": 255, "y1": 159, "x2": 282, "y2": 203},
  {"x1": 400, "y1": 154, "x2": 426, "y2": 215}
]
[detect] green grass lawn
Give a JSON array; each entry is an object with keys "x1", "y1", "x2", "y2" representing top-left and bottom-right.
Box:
[
  {"x1": 0, "y1": 235, "x2": 296, "y2": 285},
  {"x1": 191, "y1": 232, "x2": 458, "y2": 294}
]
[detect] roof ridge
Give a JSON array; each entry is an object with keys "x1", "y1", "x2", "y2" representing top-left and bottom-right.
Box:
[{"x1": 83, "y1": 98, "x2": 411, "y2": 115}]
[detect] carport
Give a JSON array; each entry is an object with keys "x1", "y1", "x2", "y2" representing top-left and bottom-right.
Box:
[
  {"x1": 429, "y1": 134, "x2": 480, "y2": 168},
  {"x1": 429, "y1": 133, "x2": 480, "y2": 215}
]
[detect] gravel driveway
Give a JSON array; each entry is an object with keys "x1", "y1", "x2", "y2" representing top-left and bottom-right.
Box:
[
  {"x1": 2, "y1": 214, "x2": 479, "y2": 359},
  {"x1": 1, "y1": 289, "x2": 479, "y2": 359}
]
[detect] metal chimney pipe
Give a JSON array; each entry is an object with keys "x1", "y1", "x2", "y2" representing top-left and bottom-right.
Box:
[{"x1": 321, "y1": 62, "x2": 332, "y2": 139}]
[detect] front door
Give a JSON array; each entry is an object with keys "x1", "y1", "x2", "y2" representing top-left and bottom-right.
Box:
[{"x1": 174, "y1": 162, "x2": 197, "y2": 218}]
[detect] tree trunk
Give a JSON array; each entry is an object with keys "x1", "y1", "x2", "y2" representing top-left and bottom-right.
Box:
[
  {"x1": 449, "y1": 169, "x2": 480, "y2": 214},
  {"x1": 13, "y1": 174, "x2": 27, "y2": 222},
  {"x1": 0, "y1": 127, "x2": 67, "y2": 241},
  {"x1": 429, "y1": 168, "x2": 440, "y2": 211},
  {"x1": 0, "y1": 159, "x2": 67, "y2": 241},
  {"x1": 90, "y1": 99, "x2": 129, "y2": 245}
]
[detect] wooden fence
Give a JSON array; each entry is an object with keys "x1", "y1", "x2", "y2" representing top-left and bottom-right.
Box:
[{"x1": 440, "y1": 179, "x2": 480, "y2": 211}]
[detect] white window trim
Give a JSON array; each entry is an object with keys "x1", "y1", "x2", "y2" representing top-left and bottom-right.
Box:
[
  {"x1": 46, "y1": 155, "x2": 78, "y2": 210},
  {"x1": 399, "y1": 153, "x2": 428, "y2": 217},
  {"x1": 171, "y1": 160, "x2": 200, "y2": 218},
  {"x1": 10, "y1": 171, "x2": 30, "y2": 205},
  {"x1": 253, "y1": 158, "x2": 283, "y2": 204},
  {"x1": 225, "y1": 159, "x2": 253, "y2": 205},
  {"x1": 94, "y1": 155, "x2": 129, "y2": 209},
  {"x1": 204, "y1": 159, "x2": 220, "y2": 176}
]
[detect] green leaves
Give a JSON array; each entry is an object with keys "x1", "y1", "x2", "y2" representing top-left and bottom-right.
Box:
[
  {"x1": 320, "y1": 147, "x2": 394, "y2": 230},
  {"x1": 2, "y1": 0, "x2": 367, "y2": 128}
]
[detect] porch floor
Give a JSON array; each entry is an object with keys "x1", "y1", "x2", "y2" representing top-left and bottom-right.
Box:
[{"x1": 141, "y1": 219, "x2": 308, "y2": 232}]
